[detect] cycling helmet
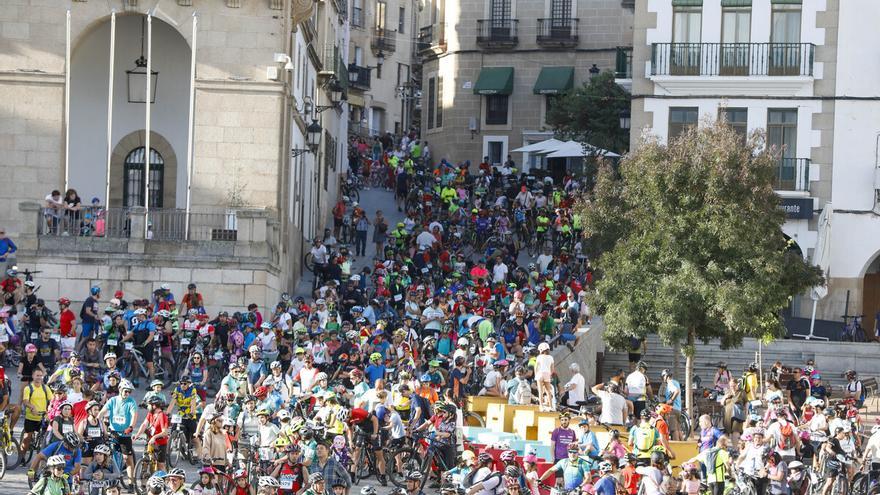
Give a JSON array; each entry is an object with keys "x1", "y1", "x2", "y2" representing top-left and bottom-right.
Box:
[
  {"x1": 119, "y1": 379, "x2": 134, "y2": 391},
  {"x1": 477, "y1": 452, "x2": 493, "y2": 464},
  {"x1": 90, "y1": 286, "x2": 101, "y2": 296},
  {"x1": 199, "y1": 467, "x2": 215, "y2": 476},
  {"x1": 274, "y1": 437, "x2": 291, "y2": 448},
  {"x1": 254, "y1": 386, "x2": 269, "y2": 400},
  {"x1": 598, "y1": 461, "x2": 613, "y2": 474},
  {"x1": 234, "y1": 469, "x2": 249, "y2": 480},
  {"x1": 310, "y1": 473, "x2": 325, "y2": 484},
  {"x1": 166, "y1": 468, "x2": 187, "y2": 480},
  {"x1": 567, "y1": 442, "x2": 580, "y2": 452},
  {"x1": 636, "y1": 361, "x2": 647, "y2": 370},
  {"x1": 147, "y1": 395, "x2": 166, "y2": 407},
  {"x1": 148, "y1": 476, "x2": 166, "y2": 489},
  {"x1": 406, "y1": 471, "x2": 423, "y2": 481},
  {"x1": 500, "y1": 450, "x2": 517, "y2": 462},
  {"x1": 270, "y1": 361, "x2": 282, "y2": 370},
  {"x1": 94, "y1": 444, "x2": 111, "y2": 455},
  {"x1": 104, "y1": 352, "x2": 117, "y2": 361},
  {"x1": 261, "y1": 322, "x2": 273, "y2": 330},
  {"x1": 258, "y1": 476, "x2": 280, "y2": 489},
  {"x1": 650, "y1": 451, "x2": 665, "y2": 465},
  {"x1": 25, "y1": 343, "x2": 37, "y2": 353},
  {"x1": 58, "y1": 297, "x2": 71, "y2": 305},
  {"x1": 290, "y1": 418, "x2": 305, "y2": 432},
  {"x1": 86, "y1": 400, "x2": 101, "y2": 410},
  {"x1": 223, "y1": 417, "x2": 236, "y2": 427},
  {"x1": 336, "y1": 408, "x2": 350, "y2": 423},
  {"x1": 63, "y1": 431, "x2": 81, "y2": 448},
  {"x1": 150, "y1": 379, "x2": 164, "y2": 388},
  {"x1": 47, "y1": 454, "x2": 67, "y2": 467},
  {"x1": 360, "y1": 487, "x2": 378, "y2": 495},
  {"x1": 346, "y1": 407, "x2": 368, "y2": 425},
  {"x1": 157, "y1": 310, "x2": 171, "y2": 318},
  {"x1": 369, "y1": 352, "x2": 382, "y2": 362}
]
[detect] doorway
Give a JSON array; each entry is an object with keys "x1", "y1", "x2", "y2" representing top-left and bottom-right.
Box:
[{"x1": 863, "y1": 254, "x2": 880, "y2": 338}]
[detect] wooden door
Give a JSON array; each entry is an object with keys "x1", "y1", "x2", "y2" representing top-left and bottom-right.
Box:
[{"x1": 862, "y1": 273, "x2": 880, "y2": 336}]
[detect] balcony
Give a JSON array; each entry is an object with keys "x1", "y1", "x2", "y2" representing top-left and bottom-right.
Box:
[
  {"x1": 348, "y1": 64, "x2": 371, "y2": 90},
  {"x1": 774, "y1": 158, "x2": 811, "y2": 192},
  {"x1": 652, "y1": 42, "x2": 815, "y2": 77},
  {"x1": 476, "y1": 19, "x2": 518, "y2": 49},
  {"x1": 536, "y1": 18, "x2": 578, "y2": 47},
  {"x1": 418, "y1": 24, "x2": 447, "y2": 56},
  {"x1": 351, "y1": 7, "x2": 364, "y2": 28},
  {"x1": 371, "y1": 28, "x2": 396, "y2": 54}
]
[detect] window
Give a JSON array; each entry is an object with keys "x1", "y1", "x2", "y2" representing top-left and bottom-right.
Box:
[
  {"x1": 485, "y1": 95, "x2": 509, "y2": 125},
  {"x1": 668, "y1": 107, "x2": 698, "y2": 140},
  {"x1": 719, "y1": 107, "x2": 748, "y2": 141},
  {"x1": 721, "y1": 7, "x2": 750, "y2": 75},
  {"x1": 767, "y1": 109, "x2": 798, "y2": 159},
  {"x1": 398, "y1": 6, "x2": 406, "y2": 33},
  {"x1": 770, "y1": 5, "x2": 802, "y2": 75},
  {"x1": 376, "y1": 1, "x2": 386, "y2": 30},
  {"x1": 427, "y1": 77, "x2": 436, "y2": 129},
  {"x1": 436, "y1": 76, "x2": 443, "y2": 127},
  {"x1": 488, "y1": 141, "x2": 504, "y2": 166},
  {"x1": 490, "y1": 0, "x2": 511, "y2": 20},
  {"x1": 545, "y1": 95, "x2": 561, "y2": 124},
  {"x1": 352, "y1": 0, "x2": 364, "y2": 27},
  {"x1": 671, "y1": 8, "x2": 702, "y2": 75},
  {"x1": 551, "y1": 0, "x2": 572, "y2": 18},
  {"x1": 354, "y1": 46, "x2": 363, "y2": 65},
  {"x1": 123, "y1": 147, "x2": 164, "y2": 208}
]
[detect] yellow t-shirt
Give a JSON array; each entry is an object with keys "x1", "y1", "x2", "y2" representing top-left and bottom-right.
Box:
[{"x1": 23, "y1": 383, "x2": 54, "y2": 421}]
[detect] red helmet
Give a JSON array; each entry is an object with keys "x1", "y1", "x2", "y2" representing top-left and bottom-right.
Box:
[
  {"x1": 58, "y1": 297, "x2": 71, "y2": 305},
  {"x1": 254, "y1": 386, "x2": 269, "y2": 400},
  {"x1": 349, "y1": 407, "x2": 369, "y2": 424}
]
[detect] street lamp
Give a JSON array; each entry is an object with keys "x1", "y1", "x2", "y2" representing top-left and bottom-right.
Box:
[
  {"x1": 619, "y1": 109, "x2": 631, "y2": 130},
  {"x1": 127, "y1": 17, "x2": 158, "y2": 103},
  {"x1": 376, "y1": 51, "x2": 385, "y2": 68},
  {"x1": 315, "y1": 79, "x2": 344, "y2": 113},
  {"x1": 589, "y1": 64, "x2": 600, "y2": 79},
  {"x1": 290, "y1": 119, "x2": 323, "y2": 158}
]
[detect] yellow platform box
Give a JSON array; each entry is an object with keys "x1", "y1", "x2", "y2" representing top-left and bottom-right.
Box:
[
  {"x1": 466, "y1": 396, "x2": 507, "y2": 415},
  {"x1": 486, "y1": 403, "x2": 540, "y2": 433}
]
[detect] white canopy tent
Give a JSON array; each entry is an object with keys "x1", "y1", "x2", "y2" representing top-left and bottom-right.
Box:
[
  {"x1": 510, "y1": 138, "x2": 565, "y2": 154},
  {"x1": 544, "y1": 140, "x2": 621, "y2": 158}
]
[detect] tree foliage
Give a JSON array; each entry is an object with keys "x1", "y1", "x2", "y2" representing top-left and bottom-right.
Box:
[
  {"x1": 581, "y1": 122, "x2": 823, "y2": 353},
  {"x1": 546, "y1": 71, "x2": 631, "y2": 154}
]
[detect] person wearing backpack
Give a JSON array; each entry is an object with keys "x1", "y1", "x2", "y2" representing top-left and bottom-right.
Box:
[
  {"x1": 21, "y1": 368, "x2": 54, "y2": 458},
  {"x1": 28, "y1": 454, "x2": 71, "y2": 495},
  {"x1": 629, "y1": 409, "x2": 662, "y2": 461},
  {"x1": 687, "y1": 435, "x2": 732, "y2": 495},
  {"x1": 844, "y1": 370, "x2": 866, "y2": 408},
  {"x1": 539, "y1": 443, "x2": 592, "y2": 491},
  {"x1": 767, "y1": 414, "x2": 800, "y2": 462}
]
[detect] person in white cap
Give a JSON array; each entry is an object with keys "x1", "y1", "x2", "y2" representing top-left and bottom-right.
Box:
[{"x1": 535, "y1": 342, "x2": 555, "y2": 411}]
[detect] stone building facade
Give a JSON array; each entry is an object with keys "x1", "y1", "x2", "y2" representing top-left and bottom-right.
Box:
[
  {"x1": 1, "y1": 0, "x2": 350, "y2": 312},
  {"x1": 417, "y1": 0, "x2": 634, "y2": 166}
]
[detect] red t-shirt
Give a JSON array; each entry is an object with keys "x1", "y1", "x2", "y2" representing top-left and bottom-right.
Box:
[
  {"x1": 59, "y1": 309, "x2": 76, "y2": 337},
  {"x1": 147, "y1": 411, "x2": 170, "y2": 446}
]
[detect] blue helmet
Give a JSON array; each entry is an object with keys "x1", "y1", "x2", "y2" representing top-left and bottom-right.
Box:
[
  {"x1": 420, "y1": 373, "x2": 434, "y2": 383},
  {"x1": 375, "y1": 405, "x2": 388, "y2": 422},
  {"x1": 90, "y1": 286, "x2": 101, "y2": 296}
]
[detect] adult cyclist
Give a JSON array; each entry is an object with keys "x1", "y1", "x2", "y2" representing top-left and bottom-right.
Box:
[
  {"x1": 28, "y1": 432, "x2": 82, "y2": 485},
  {"x1": 348, "y1": 407, "x2": 387, "y2": 485},
  {"x1": 99, "y1": 379, "x2": 137, "y2": 481},
  {"x1": 539, "y1": 443, "x2": 592, "y2": 491},
  {"x1": 629, "y1": 409, "x2": 666, "y2": 463}
]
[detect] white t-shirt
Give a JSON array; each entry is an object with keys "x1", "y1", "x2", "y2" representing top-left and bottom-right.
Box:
[
  {"x1": 537, "y1": 254, "x2": 554, "y2": 273},
  {"x1": 422, "y1": 306, "x2": 445, "y2": 331},
  {"x1": 596, "y1": 390, "x2": 627, "y2": 425},
  {"x1": 625, "y1": 371, "x2": 648, "y2": 399},
  {"x1": 276, "y1": 312, "x2": 292, "y2": 331},
  {"x1": 492, "y1": 263, "x2": 508, "y2": 284},
  {"x1": 298, "y1": 366, "x2": 318, "y2": 392},
  {"x1": 766, "y1": 419, "x2": 797, "y2": 458},
  {"x1": 256, "y1": 331, "x2": 276, "y2": 351},
  {"x1": 310, "y1": 245, "x2": 328, "y2": 264},
  {"x1": 565, "y1": 373, "x2": 586, "y2": 405},
  {"x1": 635, "y1": 466, "x2": 664, "y2": 495},
  {"x1": 416, "y1": 231, "x2": 437, "y2": 250},
  {"x1": 483, "y1": 370, "x2": 501, "y2": 390},
  {"x1": 535, "y1": 354, "x2": 554, "y2": 375}
]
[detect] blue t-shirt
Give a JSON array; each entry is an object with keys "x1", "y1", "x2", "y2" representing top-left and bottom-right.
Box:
[
  {"x1": 41, "y1": 441, "x2": 82, "y2": 474},
  {"x1": 665, "y1": 379, "x2": 682, "y2": 411},
  {"x1": 593, "y1": 475, "x2": 617, "y2": 495},
  {"x1": 246, "y1": 360, "x2": 267, "y2": 386},
  {"x1": 105, "y1": 395, "x2": 138, "y2": 435},
  {"x1": 373, "y1": 340, "x2": 392, "y2": 360},
  {"x1": 365, "y1": 364, "x2": 386, "y2": 387},
  {"x1": 493, "y1": 342, "x2": 507, "y2": 361},
  {"x1": 551, "y1": 457, "x2": 591, "y2": 490},
  {"x1": 579, "y1": 431, "x2": 600, "y2": 457}
]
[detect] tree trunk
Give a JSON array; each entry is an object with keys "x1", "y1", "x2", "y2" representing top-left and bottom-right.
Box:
[
  {"x1": 685, "y1": 328, "x2": 695, "y2": 418},
  {"x1": 673, "y1": 340, "x2": 681, "y2": 378}
]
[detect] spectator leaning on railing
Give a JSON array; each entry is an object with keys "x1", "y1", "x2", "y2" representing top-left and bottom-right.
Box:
[{"x1": 0, "y1": 228, "x2": 17, "y2": 266}]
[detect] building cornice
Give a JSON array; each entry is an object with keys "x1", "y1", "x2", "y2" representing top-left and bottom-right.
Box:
[
  {"x1": 0, "y1": 70, "x2": 65, "y2": 86},
  {"x1": 649, "y1": 75, "x2": 815, "y2": 97}
]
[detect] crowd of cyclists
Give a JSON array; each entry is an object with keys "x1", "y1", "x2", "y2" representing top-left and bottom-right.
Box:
[{"x1": 0, "y1": 129, "x2": 877, "y2": 495}]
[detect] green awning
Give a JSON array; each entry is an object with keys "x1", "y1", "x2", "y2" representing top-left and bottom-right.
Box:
[
  {"x1": 771, "y1": 0, "x2": 801, "y2": 3},
  {"x1": 533, "y1": 66, "x2": 574, "y2": 95},
  {"x1": 721, "y1": 0, "x2": 751, "y2": 6},
  {"x1": 672, "y1": 0, "x2": 703, "y2": 6},
  {"x1": 473, "y1": 67, "x2": 514, "y2": 95}
]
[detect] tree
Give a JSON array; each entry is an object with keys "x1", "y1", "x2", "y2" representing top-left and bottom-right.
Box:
[
  {"x1": 580, "y1": 121, "x2": 823, "y2": 416},
  {"x1": 546, "y1": 71, "x2": 631, "y2": 154}
]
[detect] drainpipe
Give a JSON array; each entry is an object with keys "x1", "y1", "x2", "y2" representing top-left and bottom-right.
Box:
[
  {"x1": 64, "y1": 9, "x2": 71, "y2": 191},
  {"x1": 104, "y1": 11, "x2": 116, "y2": 216},
  {"x1": 144, "y1": 12, "x2": 153, "y2": 237},
  {"x1": 184, "y1": 13, "x2": 198, "y2": 240}
]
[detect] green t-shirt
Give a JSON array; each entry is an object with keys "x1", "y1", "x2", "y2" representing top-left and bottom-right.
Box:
[{"x1": 697, "y1": 448, "x2": 730, "y2": 484}]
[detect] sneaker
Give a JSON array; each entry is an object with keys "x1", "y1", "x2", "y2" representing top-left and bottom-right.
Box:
[{"x1": 378, "y1": 474, "x2": 387, "y2": 486}]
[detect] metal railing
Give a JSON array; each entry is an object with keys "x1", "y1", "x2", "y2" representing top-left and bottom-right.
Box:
[
  {"x1": 418, "y1": 24, "x2": 446, "y2": 53},
  {"x1": 651, "y1": 42, "x2": 815, "y2": 77},
  {"x1": 320, "y1": 45, "x2": 339, "y2": 75},
  {"x1": 774, "y1": 158, "x2": 811, "y2": 192},
  {"x1": 476, "y1": 19, "x2": 518, "y2": 46},
  {"x1": 347, "y1": 64, "x2": 371, "y2": 90},
  {"x1": 148, "y1": 209, "x2": 237, "y2": 241},
  {"x1": 351, "y1": 7, "x2": 364, "y2": 28},
  {"x1": 616, "y1": 46, "x2": 633, "y2": 79},
  {"x1": 371, "y1": 28, "x2": 396, "y2": 53},
  {"x1": 38, "y1": 206, "x2": 132, "y2": 238},
  {"x1": 536, "y1": 18, "x2": 579, "y2": 45}
]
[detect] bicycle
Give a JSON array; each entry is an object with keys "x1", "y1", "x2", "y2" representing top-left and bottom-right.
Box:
[
  {"x1": 841, "y1": 315, "x2": 866, "y2": 342},
  {"x1": 106, "y1": 431, "x2": 134, "y2": 491},
  {"x1": 351, "y1": 431, "x2": 380, "y2": 485},
  {"x1": 388, "y1": 431, "x2": 454, "y2": 489},
  {"x1": 134, "y1": 442, "x2": 162, "y2": 495},
  {"x1": 647, "y1": 399, "x2": 692, "y2": 441},
  {"x1": 20, "y1": 412, "x2": 48, "y2": 466},
  {"x1": 167, "y1": 413, "x2": 194, "y2": 468},
  {"x1": 0, "y1": 408, "x2": 21, "y2": 472},
  {"x1": 119, "y1": 341, "x2": 174, "y2": 389}
]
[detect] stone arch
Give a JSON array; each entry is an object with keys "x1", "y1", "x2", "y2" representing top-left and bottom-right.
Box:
[
  {"x1": 72, "y1": 12, "x2": 192, "y2": 57},
  {"x1": 109, "y1": 130, "x2": 177, "y2": 208}
]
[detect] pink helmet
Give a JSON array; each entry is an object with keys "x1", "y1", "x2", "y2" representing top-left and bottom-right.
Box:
[
  {"x1": 500, "y1": 449, "x2": 517, "y2": 462},
  {"x1": 25, "y1": 343, "x2": 37, "y2": 353}
]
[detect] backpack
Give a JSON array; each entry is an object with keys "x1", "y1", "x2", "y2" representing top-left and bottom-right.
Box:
[
  {"x1": 635, "y1": 425, "x2": 656, "y2": 452},
  {"x1": 704, "y1": 447, "x2": 725, "y2": 480},
  {"x1": 779, "y1": 422, "x2": 797, "y2": 450}
]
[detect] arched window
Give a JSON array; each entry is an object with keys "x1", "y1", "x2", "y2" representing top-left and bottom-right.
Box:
[{"x1": 123, "y1": 147, "x2": 164, "y2": 207}]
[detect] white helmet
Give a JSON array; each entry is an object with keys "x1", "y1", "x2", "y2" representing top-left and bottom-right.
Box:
[
  {"x1": 47, "y1": 455, "x2": 66, "y2": 467},
  {"x1": 457, "y1": 337, "x2": 469, "y2": 346},
  {"x1": 119, "y1": 379, "x2": 134, "y2": 391},
  {"x1": 872, "y1": 424, "x2": 880, "y2": 435},
  {"x1": 569, "y1": 363, "x2": 580, "y2": 372},
  {"x1": 249, "y1": 345, "x2": 261, "y2": 353},
  {"x1": 538, "y1": 342, "x2": 550, "y2": 352},
  {"x1": 258, "y1": 477, "x2": 280, "y2": 488},
  {"x1": 94, "y1": 444, "x2": 112, "y2": 455}
]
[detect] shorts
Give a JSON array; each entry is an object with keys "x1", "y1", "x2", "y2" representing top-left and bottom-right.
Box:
[
  {"x1": 135, "y1": 343, "x2": 155, "y2": 363},
  {"x1": 182, "y1": 418, "x2": 198, "y2": 442},
  {"x1": 153, "y1": 444, "x2": 168, "y2": 463},
  {"x1": 334, "y1": 217, "x2": 343, "y2": 228},
  {"x1": 665, "y1": 410, "x2": 681, "y2": 435},
  {"x1": 536, "y1": 371, "x2": 552, "y2": 382},
  {"x1": 116, "y1": 436, "x2": 134, "y2": 455},
  {"x1": 24, "y1": 418, "x2": 43, "y2": 433},
  {"x1": 396, "y1": 188, "x2": 407, "y2": 199},
  {"x1": 628, "y1": 353, "x2": 642, "y2": 363}
]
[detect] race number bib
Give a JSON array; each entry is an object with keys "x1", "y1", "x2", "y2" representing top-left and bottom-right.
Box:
[
  {"x1": 62, "y1": 424, "x2": 73, "y2": 434},
  {"x1": 30, "y1": 332, "x2": 38, "y2": 340},
  {"x1": 51, "y1": 334, "x2": 61, "y2": 342},
  {"x1": 393, "y1": 294, "x2": 403, "y2": 302},
  {"x1": 259, "y1": 447, "x2": 274, "y2": 461},
  {"x1": 279, "y1": 475, "x2": 294, "y2": 490},
  {"x1": 0, "y1": 333, "x2": 8, "y2": 343},
  {"x1": 171, "y1": 415, "x2": 183, "y2": 424},
  {"x1": 124, "y1": 342, "x2": 134, "y2": 350},
  {"x1": 113, "y1": 415, "x2": 126, "y2": 425},
  {"x1": 87, "y1": 426, "x2": 102, "y2": 438},
  {"x1": 180, "y1": 338, "x2": 190, "y2": 346},
  {"x1": 106, "y1": 338, "x2": 118, "y2": 346}
]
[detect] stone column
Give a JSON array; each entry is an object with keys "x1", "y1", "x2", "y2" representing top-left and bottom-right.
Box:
[
  {"x1": 128, "y1": 206, "x2": 146, "y2": 255},
  {"x1": 17, "y1": 201, "x2": 42, "y2": 251},
  {"x1": 234, "y1": 208, "x2": 269, "y2": 258}
]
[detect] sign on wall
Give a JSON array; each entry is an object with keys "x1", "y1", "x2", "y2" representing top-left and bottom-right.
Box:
[{"x1": 779, "y1": 198, "x2": 814, "y2": 219}]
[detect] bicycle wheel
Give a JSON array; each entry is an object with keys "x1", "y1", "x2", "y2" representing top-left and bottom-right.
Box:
[
  {"x1": 349, "y1": 188, "x2": 361, "y2": 203},
  {"x1": 133, "y1": 458, "x2": 152, "y2": 495},
  {"x1": 354, "y1": 452, "x2": 373, "y2": 484},
  {"x1": 168, "y1": 431, "x2": 187, "y2": 468},
  {"x1": 303, "y1": 252, "x2": 315, "y2": 273},
  {"x1": 388, "y1": 447, "x2": 422, "y2": 488},
  {"x1": 678, "y1": 412, "x2": 692, "y2": 441},
  {"x1": 20, "y1": 435, "x2": 38, "y2": 466},
  {"x1": 0, "y1": 450, "x2": 6, "y2": 480},
  {"x1": 2, "y1": 437, "x2": 21, "y2": 470},
  {"x1": 27, "y1": 457, "x2": 45, "y2": 488},
  {"x1": 464, "y1": 412, "x2": 485, "y2": 427}
]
